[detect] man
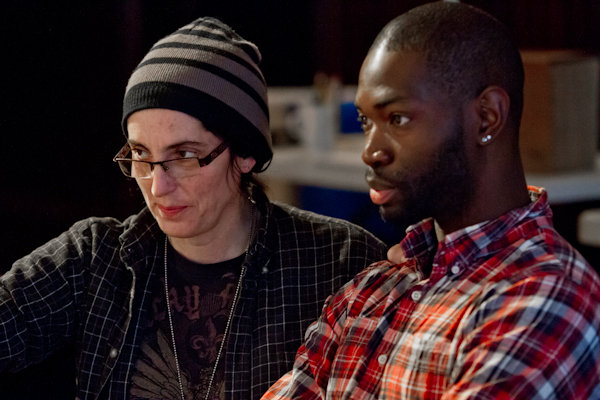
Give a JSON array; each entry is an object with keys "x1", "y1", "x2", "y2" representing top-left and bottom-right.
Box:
[
  {"x1": 0, "y1": 17, "x2": 386, "y2": 399},
  {"x1": 262, "y1": 2, "x2": 600, "y2": 399}
]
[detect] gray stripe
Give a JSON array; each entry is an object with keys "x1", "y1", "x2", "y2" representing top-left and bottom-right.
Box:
[
  {"x1": 186, "y1": 23, "x2": 260, "y2": 60},
  {"x1": 138, "y1": 44, "x2": 266, "y2": 98},
  {"x1": 188, "y1": 23, "x2": 234, "y2": 39},
  {"x1": 128, "y1": 63, "x2": 269, "y2": 137},
  {"x1": 154, "y1": 31, "x2": 261, "y2": 72}
]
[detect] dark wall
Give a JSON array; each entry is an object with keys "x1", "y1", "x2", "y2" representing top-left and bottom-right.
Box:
[
  {"x1": 3, "y1": 0, "x2": 599, "y2": 269},
  {"x1": 311, "y1": 0, "x2": 600, "y2": 83},
  {"x1": 1, "y1": 2, "x2": 317, "y2": 398},
  {"x1": 1, "y1": 1, "x2": 599, "y2": 398},
  {"x1": 1, "y1": 0, "x2": 317, "y2": 269}
]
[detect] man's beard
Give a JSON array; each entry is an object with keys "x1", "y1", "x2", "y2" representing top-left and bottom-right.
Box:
[{"x1": 378, "y1": 122, "x2": 475, "y2": 233}]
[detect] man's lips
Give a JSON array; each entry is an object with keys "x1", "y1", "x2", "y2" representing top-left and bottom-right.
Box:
[
  {"x1": 369, "y1": 188, "x2": 396, "y2": 205},
  {"x1": 365, "y1": 169, "x2": 396, "y2": 205}
]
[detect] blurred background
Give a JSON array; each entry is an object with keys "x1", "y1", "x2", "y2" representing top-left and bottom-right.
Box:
[{"x1": 1, "y1": 0, "x2": 600, "y2": 398}]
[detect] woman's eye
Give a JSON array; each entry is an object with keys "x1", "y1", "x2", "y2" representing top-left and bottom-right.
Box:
[
  {"x1": 131, "y1": 148, "x2": 147, "y2": 160},
  {"x1": 392, "y1": 114, "x2": 410, "y2": 127},
  {"x1": 177, "y1": 150, "x2": 196, "y2": 159}
]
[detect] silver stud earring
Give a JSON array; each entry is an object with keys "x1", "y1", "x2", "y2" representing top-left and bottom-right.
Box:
[{"x1": 481, "y1": 135, "x2": 492, "y2": 143}]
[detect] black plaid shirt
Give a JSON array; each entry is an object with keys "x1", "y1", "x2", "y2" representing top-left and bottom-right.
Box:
[{"x1": 0, "y1": 197, "x2": 387, "y2": 399}]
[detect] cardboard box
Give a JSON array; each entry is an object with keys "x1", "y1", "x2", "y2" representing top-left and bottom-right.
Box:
[{"x1": 520, "y1": 50, "x2": 599, "y2": 173}]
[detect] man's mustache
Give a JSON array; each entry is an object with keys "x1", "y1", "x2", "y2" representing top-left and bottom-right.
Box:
[{"x1": 365, "y1": 167, "x2": 396, "y2": 189}]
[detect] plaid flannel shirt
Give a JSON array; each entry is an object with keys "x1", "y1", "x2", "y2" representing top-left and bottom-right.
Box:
[
  {"x1": 263, "y1": 187, "x2": 600, "y2": 400},
  {"x1": 0, "y1": 195, "x2": 387, "y2": 400}
]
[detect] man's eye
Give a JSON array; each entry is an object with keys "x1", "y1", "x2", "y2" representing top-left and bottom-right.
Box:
[
  {"x1": 358, "y1": 115, "x2": 372, "y2": 132},
  {"x1": 392, "y1": 114, "x2": 410, "y2": 127}
]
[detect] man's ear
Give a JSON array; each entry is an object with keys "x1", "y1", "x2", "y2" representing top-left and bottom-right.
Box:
[
  {"x1": 474, "y1": 86, "x2": 510, "y2": 146},
  {"x1": 236, "y1": 156, "x2": 257, "y2": 173}
]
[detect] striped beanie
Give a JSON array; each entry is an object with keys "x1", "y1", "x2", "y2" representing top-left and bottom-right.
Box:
[{"x1": 122, "y1": 17, "x2": 272, "y2": 172}]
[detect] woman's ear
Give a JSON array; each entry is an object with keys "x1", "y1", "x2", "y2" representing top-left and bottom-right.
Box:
[
  {"x1": 236, "y1": 156, "x2": 257, "y2": 173},
  {"x1": 475, "y1": 86, "x2": 510, "y2": 146}
]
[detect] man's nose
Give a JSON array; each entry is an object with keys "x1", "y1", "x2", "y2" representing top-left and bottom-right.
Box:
[{"x1": 362, "y1": 126, "x2": 392, "y2": 169}]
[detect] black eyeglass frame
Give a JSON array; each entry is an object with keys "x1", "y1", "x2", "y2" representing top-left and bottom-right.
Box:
[{"x1": 113, "y1": 141, "x2": 229, "y2": 179}]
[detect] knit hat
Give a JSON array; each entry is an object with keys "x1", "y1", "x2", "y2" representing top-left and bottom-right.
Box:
[{"x1": 122, "y1": 17, "x2": 272, "y2": 172}]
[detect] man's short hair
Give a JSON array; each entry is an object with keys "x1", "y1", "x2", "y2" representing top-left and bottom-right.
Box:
[{"x1": 372, "y1": 2, "x2": 524, "y2": 130}]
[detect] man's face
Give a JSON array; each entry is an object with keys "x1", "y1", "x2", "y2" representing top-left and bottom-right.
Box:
[{"x1": 355, "y1": 47, "x2": 474, "y2": 232}]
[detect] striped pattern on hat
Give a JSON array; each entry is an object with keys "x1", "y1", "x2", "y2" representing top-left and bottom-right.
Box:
[{"x1": 122, "y1": 17, "x2": 272, "y2": 172}]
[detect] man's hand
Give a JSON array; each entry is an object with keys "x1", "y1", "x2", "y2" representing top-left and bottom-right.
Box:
[{"x1": 387, "y1": 243, "x2": 407, "y2": 264}]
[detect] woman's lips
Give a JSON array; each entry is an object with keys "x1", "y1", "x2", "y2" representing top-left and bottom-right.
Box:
[
  {"x1": 369, "y1": 188, "x2": 395, "y2": 205},
  {"x1": 157, "y1": 205, "x2": 187, "y2": 217}
]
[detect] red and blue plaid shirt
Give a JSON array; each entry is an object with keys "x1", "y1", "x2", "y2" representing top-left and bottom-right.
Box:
[{"x1": 263, "y1": 188, "x2": 600, "y2": 399}]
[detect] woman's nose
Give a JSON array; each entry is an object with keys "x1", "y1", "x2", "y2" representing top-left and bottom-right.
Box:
[{"x1": 150, "y1": 165, "x2": 177, "y2": 197}]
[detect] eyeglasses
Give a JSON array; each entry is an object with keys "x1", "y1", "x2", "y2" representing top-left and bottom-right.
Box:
[{"x1": 113, "y1": 142, "x2": 229, "y2": 179}]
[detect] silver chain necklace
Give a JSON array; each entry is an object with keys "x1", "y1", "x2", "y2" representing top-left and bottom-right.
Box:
[{"x1": 164, "y1": 203, "x2": 254, "y2": 400}]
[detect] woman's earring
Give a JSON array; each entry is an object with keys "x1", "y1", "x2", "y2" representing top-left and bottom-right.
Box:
[{"x1": 481, "y1": 134, "x2": 492, "y2": 143}]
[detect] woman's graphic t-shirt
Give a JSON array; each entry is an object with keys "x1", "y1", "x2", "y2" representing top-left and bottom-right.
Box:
[{"x1": 130, "y1": 243, "x2": 244, "y2": 400}]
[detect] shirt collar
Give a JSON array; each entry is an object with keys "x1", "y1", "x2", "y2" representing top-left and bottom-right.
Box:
[
  {"x1": 400, "y1": 186, "x2": 551, "y2": 275},
  {"x1": 117, "y1": 207, "x2": 163, "y2": 268},
  {"x1": 241, "y1": 189, "x2": 273, "y2": 277}
]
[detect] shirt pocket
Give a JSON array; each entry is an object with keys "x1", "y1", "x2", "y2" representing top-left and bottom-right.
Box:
[{"x1": 382, "y1": 331, "x2": 458, "y2": 399}]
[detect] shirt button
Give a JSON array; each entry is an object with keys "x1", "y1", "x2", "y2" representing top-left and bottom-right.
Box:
[
  {"x1": 262, "y1": 266, "x2": 269, "y2": 274},
  {"x1": 378, "y1": 354, "x2": 388, "y2": 365},
  {"x1": 411, "y1": 291, "x2": 422, "y2": 302},
  {"x1": 451, "y1": 265, "x2": 460, "y2": 275},
  {"x1": 109, "y1": 348, "x2": 119, "y2": 358}
]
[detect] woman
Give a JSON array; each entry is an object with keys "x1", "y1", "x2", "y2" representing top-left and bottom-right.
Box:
[{"x1": 0, "y1": 17, "x2": 386, "y2": 399}]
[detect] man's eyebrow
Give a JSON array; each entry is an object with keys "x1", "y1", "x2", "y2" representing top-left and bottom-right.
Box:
[{"x1": 355, "y1": 95, "x2": 410, "y2": 111}]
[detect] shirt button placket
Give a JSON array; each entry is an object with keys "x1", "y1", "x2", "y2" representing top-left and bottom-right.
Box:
[
  {"x1": 411, "y1": 290, "x2": 422, "y2": 302},
  {"x1": 109, "y1": 348, "x2": 119, "y2": 359}
]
